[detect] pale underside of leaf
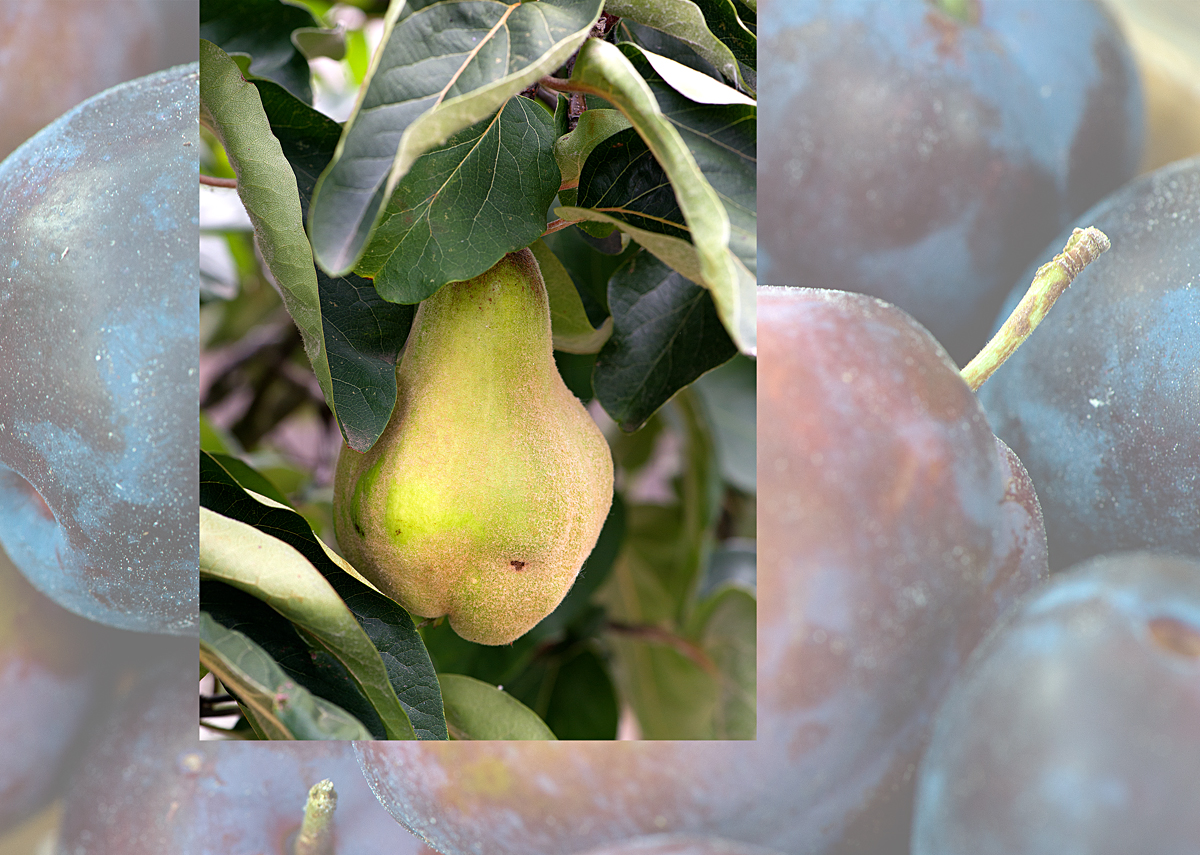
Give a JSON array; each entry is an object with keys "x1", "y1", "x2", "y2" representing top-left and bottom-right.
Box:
[
  {"x1": 200, "y1": 613, "x2": 374, "y2": 740},
  {"x1": 565, "y1": 39, "x2": 754, "y2": 355},
  {"x1": 199, "y1": 507, "x2": 416, "y2": 740},
  {"x1": 198, "y1": 39, "x2": 338, "y2": 421},
  {"x1": 604, "y1": 0, "x2": 753, "y2": 95}
]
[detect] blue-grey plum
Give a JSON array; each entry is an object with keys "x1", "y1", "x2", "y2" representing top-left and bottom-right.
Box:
[
  {"x1": 760, "y1": 0, "x2": 1143, "y2": 363},
  {"x1": 911, "y1": 551, "x2": 1200, "y2": 854},
  {"x1": 978, "y1": 155, "x2": 1200, "y2": 570},
  {"x1": 0, "y1": 547, "x2": 109, "y2": 835},
  {"x1": 56, "y1": 648, "x2": 432, "y2": 855},
  {"x1": 353, "y1": 288, "x2": 1048, "y2": 855},
  {"x1": 0, "y1": 0, "x2": 196, "y2": 161},
  {"x1": 0, "y1": 64, "x2": 199, "y2": 634}
]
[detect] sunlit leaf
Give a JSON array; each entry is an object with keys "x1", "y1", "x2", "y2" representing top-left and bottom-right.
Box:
[
  {"x1": 308, "y1": 0, "x2": 603, "y2": 276},
  {"x1": 200, "y1": 506, "x2": 418, "y2": 739},
  {"x1": 201, "y1": 453, "x2": 447, "y2": 739},
  {"x1": 199, "y1": 40, "x2": 334, "y2": 442},
  {"x1": 604, "y1": 0, "x2": 754, "y2": 94},
  {"x1": 357, "y1": 96, "x2": 561, "y2": 304},
  {"x1": 557, "y1": 38, "x2": 754, "y2": 354}
]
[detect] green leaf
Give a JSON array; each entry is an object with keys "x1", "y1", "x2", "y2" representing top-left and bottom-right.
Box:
[
  {"x1": 603, "y1": 0, "x2": 754, "y2": 95},
  {"x1": 200, "y1": 506, "x2": 418, "y2": 740},
  {"x1": 554, "y1": 108, "x2": 631, "y2": 187},
  {"x1": 619, "y1": 43, "x2": 756, "y2": 281},
  {"x1": 239, "y1": 70, "x2": 416, "y2": 453},
  {"x1": 689, "y1": 585, "x2": 756, "y2": 739},
  {"x1": 357, "y1": 96, "x2": 561, "y2": 304},
  {"x1": 208, "y1": 452, "x2": 294, "y2": 507},
  {"x1": 508, "y1": 644, "x2": 619, "y2": 740},
  {"x1": 307, "y1": 0, "x2": 603, "y2": 276},
  {"x1": 199, "y1": 40, "x2": 335, "y2": 446},
  {"x1": 577, "y1": 127, "x2": 689, "y2": 241},
  {"x1": 594, "y1": 251, "x2": 737, "y2": 432},
  {"x1": 201, "y1": 0, "x2": 318, "y2": 103},
  {"x1": 438, "y1": 674, "x2": 557, "y2": 740},
  {"x1": 691, "y1": 355, "x2": 756, "y2": 493},
  {"x1": 558, "y1": 38, "x2": 754, "y2": 355},
  {"x1": 203, "y1": 580, "x2": 388, "y2": 738},
  {"x1": 200, "y1": 613, "x2": 375, "y2": 740},
  {"x1": 201, "y1": 452, "x2": 447, "y2": 740},
  {"x1": 531, "y1": 239, "x2": 612, "y2": 354}
]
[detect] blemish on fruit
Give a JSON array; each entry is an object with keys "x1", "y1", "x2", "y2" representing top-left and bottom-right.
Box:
[{"x1": 510, "y1": 560, "x2": 526, "y2": 571}]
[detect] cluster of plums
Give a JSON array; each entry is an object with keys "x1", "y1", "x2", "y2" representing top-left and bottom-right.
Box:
[{"x1": 3, "y1": 0, "x2": 1198, "y2": 853}]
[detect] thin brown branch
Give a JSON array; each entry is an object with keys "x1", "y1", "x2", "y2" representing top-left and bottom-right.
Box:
[
  {"x1": 607, "y1": 620, "x2": 718, "y2": 675},
  {"x1": 201, "y1": 173, "x2": 238, "y2": 189}
]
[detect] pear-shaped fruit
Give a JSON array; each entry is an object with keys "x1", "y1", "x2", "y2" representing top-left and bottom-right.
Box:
[{"x1": 334, "y1": 250, "x2": 614, "y2": 646}]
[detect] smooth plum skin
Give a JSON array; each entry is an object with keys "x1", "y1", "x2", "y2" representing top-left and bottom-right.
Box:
[
  {"x1": 911, "y1": 552, "x2": 1200, "y2": 854},
  {"x1": 0, "y1": 1, "x2": 191, "y2": 161},
  {"x1": 56, "y1": 649, "x2": 431, "y2": 855},
  {"x1": 759, "y1": 0, "x2": 1142, "y2": 363},
  {"x1": 0, "y1": 65, "x2": 199, "y2": 634},
  {"x1": 0, "y1": 548, "x2": 107, "y2": 835},
  {"x1": 355, "y1": 289, "x2": 1045, "y2": 855},
  {"x1": 572, "y1": 836, "x2": 787, "y2": 855},
  {"x1": 978, "y1": 156, "x2": 1200, "y2": 570}
]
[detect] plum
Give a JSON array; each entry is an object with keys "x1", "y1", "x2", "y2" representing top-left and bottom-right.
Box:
[
  {"x1": 354, "y1": 287, "x2": 1047, "y2": 855},
  {"x1": 572, "y1": 836, "x2": 787, "y2": 855},
  {"x1": 56, "y1": 647, "x2": 432, "y2": 855},
  {"x1": 759, "y1": 0, "x2": 1143, "y2": 363},
  {"x1": 0, "y1": 64, "x2": 200, "y2": 634},
  {"x1": 0, "y1": 0, "x2": 196, "y2": 161},
  {"x1": 0, "y1": 546, "x2": 109, "y2": 835},
  {"x1": 978, "y1": 155, "x2": 1200, "y2": 570},
  {"x1": 911, "y1": 551, "x2": 1200, "y2": 854}
]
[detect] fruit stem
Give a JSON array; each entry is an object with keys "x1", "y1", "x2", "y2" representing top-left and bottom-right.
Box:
[
  {"x1": 294, "y1": 779, "x2": 337, "y2": 855},
  {"x1": 960, "y1": 226, "x2": 1110, "y2": 392}
]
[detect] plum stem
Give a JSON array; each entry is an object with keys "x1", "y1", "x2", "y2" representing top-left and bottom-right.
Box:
[
  {"x1": 960, "y1": 226, "x2": 1110, "y2": 392},
  {"x1": 294, "y1": 779, "x2": 337, "y2": 855}
]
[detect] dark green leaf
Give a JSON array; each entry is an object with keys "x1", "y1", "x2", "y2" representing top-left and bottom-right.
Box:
[
  {"x1": 201, "y1": 452, "x2": 447, "y2": 740},
  {"x1": 207, "y1": 452, "x2": 293, "y2": 507},
  {"x1": 691, "y1": 355, "x2": 756, "y2": 493},
  {"x1": 244, "y1": 69, "x2": 415, "y2": 452},
  {"x1": 200, "y1": 0, "x2": 317, "y2": 103},
  {"x1": 619, "y1": 44, "x2": 756, "y2": 279},
  {"x1": 202, "y1": 580, "x2": 387, "y2": 738},
  {"x1": 594, "y1": 251, "x2": 737, "y2": 431},
  {"x1": 439, "y1": 674, "x2": 557, "y2": 740},
  {"x1": 577, "y1": 127, "x2": 689, "y2": 241},
  {"x1": 200, "y1": 613, "x2": 374, "y2": 740},
  {"x1": 358, "y1": 96, "x2": 561, "y2": 304},
  {"x1": 307, "y1": 0, "x2": 603, "y2": 276},
  {"x1": 605, "y1": 0, "x2": 754, "y2": 93},
  {"x1": 509, "y1": 644, "x2": 619, "y2": 740}
]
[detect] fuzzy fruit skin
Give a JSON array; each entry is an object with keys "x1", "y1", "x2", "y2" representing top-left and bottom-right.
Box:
[{"x1": 334, "y1": 250, "x2": 614, "y2": 646}]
